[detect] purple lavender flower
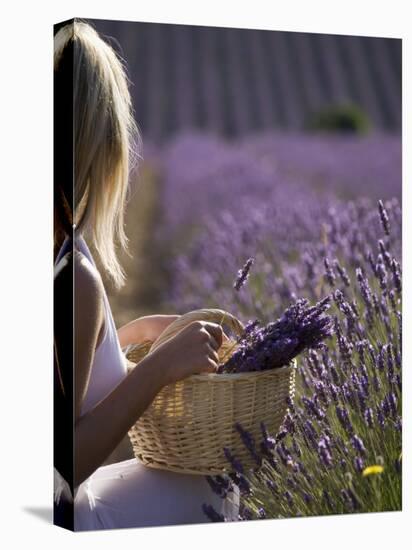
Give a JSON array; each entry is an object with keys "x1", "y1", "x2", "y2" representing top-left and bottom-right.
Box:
[
  {"x1": 324, "y1": 257, "x2": 336, "y2": 287},
  {"x1": 356, "y1": 387, "x2": 368, "y2": 413},
  {"x1": 351, "y1": 434, "x2": 367, "y2": 455},
  {"x1": 387, "y1": 392, "x2": 398, "y2": 417},
  {"x1": 364, "y1": 407, "x2": 374, "y2": 428},
  {"x1": 259, "y1": 423, "x2": 278, "y2": 462},
  {"x1": 329, "y1": 362, "x2": 341, "y2": 386},
  {"x1": 374, "y1": 293, "x2": 383, "y2": 316},
  {"x1": 275, "y1": 428, "x2": 289, "y2": 445},
  {"x1": 276, "y1": 442, "x2": 293, "y2": 467},
  {"x1": 377, "y1": 346, "x2": 385, "y2": 372},
  {"x1": 283, "y1": 410, "x2": 296, "y2": 433},
  {"x1": 377, "y1": 403, "x2": 386, "y2": 427},
  {"x1": 328, "y1": 382, "x2": 340, "y2": 402},
  {"x1": 354, "y1": 456, "x2": 365, "y2": 472},
  {"x1": 333, "y1": 259, "x2": 351, "y2": 287},
  {"x1": 234, "y1": 257, "x2": 255, "y2": 291},
  {"x1": 302, "y1": 395, "x2": 326, "y2": 421},
  {"x1": 350, "y1": 299, "x2": 360, "y2": 318},
  {"x1": 242, "y1": 319, "x2": 261, "y2": 337},
  {"x1": 356, "y1": 267, "x2": 374, "y2": 315},
  {"x1": 335, "y1": 405, "x2": 354, "y2": 435},
  {"x1": 378, "y1": 199, "x2": 391, "y2": 236},
  {"x1": 355, "y1": 340, "x2": 368, "y2": 370},
  {"x1": 334, "y1": 290, "x2": 357, "y2": 334},
  {"x1": 367, "y1": 250, "x2": 379, "y2": 278},
  {"x1": 387, "y1": 344, "x2": 395, "y2": 383},
  {"x1": 223, "y1": 447, "x2": 244, "y2": 474},
  {"x1": 303, "y1": 492, "x2": 313, "y2": 504},
  {"x1": 235, "y1": 423, "x2": 262, "y2": 467},
  {"x1": 229, "y1": 472, "x2": 251, "y2": 496},
  {"x1": 341, "y1": 488, "x2": 361, "y2": 511},
  {"x1": 376, "y1": 258, "x2": 388, "y2": 293},
  {"x1": 318, "y1": 437, "x2": 333, "y2": 467},
  {"x1": 239, "y1": 503, "x2": 253, "y2": 520},
  {"x1": 260, "y1": 421, "x2": 275, "y2": 447},
  {"x1": 257, "y1": 507, "x2": 266, "y2": 519},
  {"x1": 302, "y1": 419, "x2": 318, "y2": 451},
  {"x1": 348, "y1": 488, "x2": 361, "y2": 510},
  {"x1": 335, "y1": 329, "x2": 353, "y2": 366}
]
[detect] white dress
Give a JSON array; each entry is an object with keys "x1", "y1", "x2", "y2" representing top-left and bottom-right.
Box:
[{"x1": 54, "y1": 234, "x2": 239, "y2": 530}]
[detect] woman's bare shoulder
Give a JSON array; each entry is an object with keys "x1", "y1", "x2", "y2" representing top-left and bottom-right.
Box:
[{"x1": 55, "y1": 251, "x2": 105, "y2": 370}]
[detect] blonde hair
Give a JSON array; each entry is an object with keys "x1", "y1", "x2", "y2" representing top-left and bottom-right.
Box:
[{"x1": 54, "y1": 19, "x2": 141, "y2": 288}]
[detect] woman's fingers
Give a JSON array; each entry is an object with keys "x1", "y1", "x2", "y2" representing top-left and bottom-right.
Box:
[
  {"x1": 206, "y1": 343, "x2": 220, "y2": 365},
  {"x1": 222, "y1": 331, "x2": 230, "y2": 344},
  {"x1": 203, "y1": 322, "x2": 224, "y2": 350},
  {"x1": 205, "y1": 357, "x2": 218, "y2": 373}
]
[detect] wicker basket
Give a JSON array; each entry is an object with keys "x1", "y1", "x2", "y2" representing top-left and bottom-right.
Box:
[{"x1": 125, "y1": 309, "x2": 296, "y2": 475}]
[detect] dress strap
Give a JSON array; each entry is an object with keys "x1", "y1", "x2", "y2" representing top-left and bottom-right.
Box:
[
  {"x1": 55, "y1": 233, "x2": 115, "y2": 343},
  {"x1": 55, "y1": 233, "x2": 97, "y2": 268},
  {"x1": 54, "y1": 234, "x2": 73, "y2": 267},
  {"x1": 74, "y1": 234, "x2": 113, "y2": 322},
  {"x1": 74, "y1": 234, "x2": 96, "y2": 267}
]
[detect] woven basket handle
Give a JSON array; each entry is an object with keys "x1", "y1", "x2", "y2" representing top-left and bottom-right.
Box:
[{"x1": 150, "y1": 308, "x2": 244, "y2": 353}]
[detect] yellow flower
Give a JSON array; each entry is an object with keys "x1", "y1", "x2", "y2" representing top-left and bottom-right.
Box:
[{"x1": 362, "y1": 465, "x2": 384, "y2": 477}]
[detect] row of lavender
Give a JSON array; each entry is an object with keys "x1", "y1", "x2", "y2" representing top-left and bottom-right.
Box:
[
  {"x1": 156, "y1": 132, "x2": 400, "y2": 314},
  {"x1": 94, "y1": 21, "x2": 402, "y2": 138},
  {"x1": 152, "y1": 132, "x2": 402, "y2": 518}
]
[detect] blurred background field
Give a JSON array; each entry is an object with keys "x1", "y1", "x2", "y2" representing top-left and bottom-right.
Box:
[
  {"x1": 86, "y1": 17, "x2": 402, "y2": 514},
  {"x1": 91, "y1": 20, "x2": 401, "y2": 139},
  {"x1": 87, "y1": 18, "x2": 401, "y2": 323}
]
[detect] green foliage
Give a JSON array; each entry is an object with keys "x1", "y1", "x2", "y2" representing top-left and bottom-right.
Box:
[{"x1": 307, "y1": 103, "x2": 371, "y2": 135}]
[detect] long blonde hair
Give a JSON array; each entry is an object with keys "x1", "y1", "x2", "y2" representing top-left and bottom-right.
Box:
[{"x1": 54, "y1": 19, "x2": 141, "y2": 288}]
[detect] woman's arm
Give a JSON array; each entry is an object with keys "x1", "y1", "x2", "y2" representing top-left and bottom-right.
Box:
[
  {"x1": 73, "y1": 255, "x2": 167, "y2": 486},
  {"x1": 118, "y1": 315, "x2": 231, "y2": 349},
  {"x1": 117, "y1": 314, "x2": 179, "y2": 348},
  {"x1": 55, "y1": 252, "x2": 224, "y2": 488},
  {"x1": 74, "y1": 347, "x2": 167, "y2": 487}
]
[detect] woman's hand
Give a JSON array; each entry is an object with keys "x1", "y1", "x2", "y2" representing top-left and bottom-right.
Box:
[
  {"x1": 150, "y1": 320, "x2": 224, "y2": 386},
  {"x1": 118, "y1": 314, "x2": 180, "y2": 348}
]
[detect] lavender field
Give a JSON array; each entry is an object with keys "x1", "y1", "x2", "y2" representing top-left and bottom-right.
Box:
[
  {"x1": 91, "y1": 16, "x2": 402, "y2": 522},
  {"x1": 134, "y1": 130, "x2": 402, "y2": 520}
]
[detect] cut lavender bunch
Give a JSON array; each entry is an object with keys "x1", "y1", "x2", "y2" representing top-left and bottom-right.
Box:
[{"x1": 218, "y1": 297, "x2": 334, "y2": 374}]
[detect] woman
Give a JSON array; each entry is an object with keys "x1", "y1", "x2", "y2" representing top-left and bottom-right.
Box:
[{"x1": 54, "y1": 20, "x2": 239, "y2": 530}]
